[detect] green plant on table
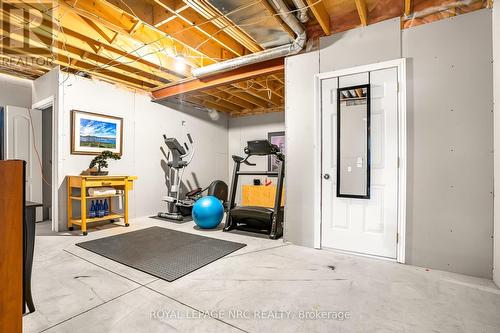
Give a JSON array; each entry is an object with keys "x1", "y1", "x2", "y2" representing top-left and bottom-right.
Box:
[{"x1": 89, "y1": 150, "x2": 121, "y2": 173}]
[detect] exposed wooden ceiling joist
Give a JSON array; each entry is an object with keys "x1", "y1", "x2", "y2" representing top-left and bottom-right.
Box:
[
  {"x1": 153, "y1": 0, "x2": 251, "y2": 57},
  {"x1": 0, "y1": 5, "x2": 172, "y2": 86},
  {"x1": 260, "y1": 0, "x2": 296, "y2": 38},
  {"x1": 109, "y1": 0, "x2": 250, "y2": 61},
  {"x1": 0, "y1": 0, "x2": 490, "y2": 117},
  {"x1": 57, "y1": 0, "x2": 203, "y2": 72},
  {"x1": 405, "y1": 0, "x2": 412, "y2": 16},
  {"x1": 151, "y1": 57, "x2": 284, "y2": 100},
  {"x1": 305, "y1": 0, "x2": 331, "y2": 35},
  {"x1": 184, "y1": 0, "x2": 263, "y2": 53},
  {"x1": 354, "y1": 0, "x2": 369, "y2": 26}
]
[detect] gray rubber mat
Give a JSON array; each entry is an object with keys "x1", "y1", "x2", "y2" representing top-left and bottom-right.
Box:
[
  {"x1": 76, "y1": 227, "x2": 246, "y2": 282},
  {"x1": 149, "y1": 215, "x2": 192, "y2": 224}
]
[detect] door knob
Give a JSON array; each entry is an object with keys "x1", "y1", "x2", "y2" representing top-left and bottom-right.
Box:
[{"x1": 323, "y1": 173, "x2": 330, "y2": 180}]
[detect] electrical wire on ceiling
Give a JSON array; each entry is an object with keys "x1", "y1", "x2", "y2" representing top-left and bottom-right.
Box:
[
  {"x1": 1, "y1": 0, "x2": 487, "y2": 91},
  {"x1": 403, "y1": 0, "x2": 482, "y2": 27},
  {"x1": 3, "y1": 0, "x2": 319, "y2": 94},
  {"x1": 3, "y1": 0, "x2": 322, "y2": 82},
  {"x1": 84, "y1": 0, "x2": 325, "y2": 78}
]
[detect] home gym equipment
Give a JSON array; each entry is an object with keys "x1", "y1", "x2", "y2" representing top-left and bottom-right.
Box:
[
  {"x1": 224, "y1": 139, "x2": 285, "y2": 239},
  {"x1": 158, "y1": 134, "x2": 228, "y2": 221},
  {"x1": 192, "y1": 196, "x2": 225, "y2": 229}
]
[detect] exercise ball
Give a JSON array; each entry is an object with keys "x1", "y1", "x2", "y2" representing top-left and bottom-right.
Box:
[{"x1": 192, "y1": 196, "x2": 224, "y2": 229}]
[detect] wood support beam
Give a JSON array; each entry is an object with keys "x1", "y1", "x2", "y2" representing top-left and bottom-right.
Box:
[
  {"x1": 231, "y1": 82, "x2": 281, "y2": 107},
  {"x1": 152, "y1": 57, "x2": 284, "y2": 100},
  {"x1": 57, "y1": 0, "x2": 199, "y2": 74},
  {"x1": 231, "y1": 106, "x2": 283, "y2": 117},
  {"x1": 0, "y1": 14, "x2": 168, "y2": 86},
  {"x1": 198, "y1": 92, "x2": 244, "y2": 112},
  {"x1": 305, "y1": 0, "x2": 331, "y2": 35},
  {"x1": 203, "y1": 89, "x2": 255, "y2": 109},
  {"x1": 152, "y1": 1, "x2": 249, "y2": 58},
  {"x1": 184, "y1": 95, "x2": 234, "y2": 113},
  {"x1": 404, "y1": 0, "x2": 412, "y2": 16},
  {"x1": 217, "y1": 88, "x2": 269, "y2": 108},
  {"x1": 354, "y1": 0, "x2": 368, "y2": 26}
]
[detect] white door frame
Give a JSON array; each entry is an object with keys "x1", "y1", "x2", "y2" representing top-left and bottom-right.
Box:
[
  {"x1": 32, "y1": 96, "x2": 58, "y2": 232},
  {"x1": 313, "y1": 58, "x2": 407, "y2": 263}
]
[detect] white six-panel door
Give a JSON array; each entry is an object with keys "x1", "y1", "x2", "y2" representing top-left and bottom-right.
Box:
[
  {"x1": 5, "y1": 106, "x2": 43, "y2": 221},
  {"x1": 321, "y1": 68, "x2": 399, "y2": 259}
]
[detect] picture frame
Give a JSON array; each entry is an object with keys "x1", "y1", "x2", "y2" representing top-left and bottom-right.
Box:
[
  {"x1": 71, "y1": 110, "x2": 123, "y2": 156},
  {"x1": 268, "y1": 131, "x2": 285, "y2": 172}
]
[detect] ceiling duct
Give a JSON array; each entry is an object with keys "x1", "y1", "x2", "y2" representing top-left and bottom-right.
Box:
[
  {"x1": 290, "y1": 0, "x2": 310, "y2": 23},
  {"x1": 191, "y1": 0, "x2": 307, "y2": 78}
]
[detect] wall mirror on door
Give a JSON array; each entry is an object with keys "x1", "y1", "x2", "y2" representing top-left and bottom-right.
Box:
[{"x1": 337, "y1": 84, "x2": 371, "y2": 199}]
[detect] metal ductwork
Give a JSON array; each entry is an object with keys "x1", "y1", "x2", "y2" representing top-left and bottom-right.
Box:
[
  {"x1": 191, "y1": 0, "x2": 307, "y2": 78},
  {"x1": 291, "y1": 0, "x2": 309, "y2": 23}
]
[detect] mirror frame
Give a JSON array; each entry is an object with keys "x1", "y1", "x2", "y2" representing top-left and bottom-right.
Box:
[{"x1": 336, "y1": 83, "x2": 371, "y2": 199}]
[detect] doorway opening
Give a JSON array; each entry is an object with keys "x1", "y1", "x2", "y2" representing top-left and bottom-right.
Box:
[
  {"x1": 3, "y1": 97, "x2": 57, "y2": 229},
  {"x1": 41, "y1": 106, "x2": 52, "y2": 223}
]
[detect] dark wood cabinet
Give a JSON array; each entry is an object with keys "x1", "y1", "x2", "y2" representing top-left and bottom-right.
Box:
[{"x1": 0, "y1": 160, "x2": 25, "y2": 333}]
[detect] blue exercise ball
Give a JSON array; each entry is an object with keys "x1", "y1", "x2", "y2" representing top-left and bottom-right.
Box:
[{"x1": 192, "y1": 196, "x2": 224, "y2": 229}]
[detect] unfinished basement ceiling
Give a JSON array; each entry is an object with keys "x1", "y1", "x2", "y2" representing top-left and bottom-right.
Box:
[
  {"x1": 156, "y1": 70, "x2": 285, "y2": 117},
  {"x1": 0, "y1": 0, "x2": 490, "y2": 117},
  {"x1": 209, "y1": 0, "x2": 294, "y2": 48}
]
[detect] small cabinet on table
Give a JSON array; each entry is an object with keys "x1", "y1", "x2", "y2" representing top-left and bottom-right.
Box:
[{"x1": 67, "y1": 175, "x2": 137, "y2": 235}]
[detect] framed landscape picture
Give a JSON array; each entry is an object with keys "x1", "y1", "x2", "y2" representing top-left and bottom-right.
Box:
[
  {"x1": 71, "y1": 110, "x2": 123, "y2": 155},
  {"x1": 268, "y1": 131, "x2": 285, "y2": 172}
]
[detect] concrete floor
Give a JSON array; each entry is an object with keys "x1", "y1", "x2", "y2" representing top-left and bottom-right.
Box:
[{"x1": 24, "y1": 217, "x2": 500, "y2": 333}]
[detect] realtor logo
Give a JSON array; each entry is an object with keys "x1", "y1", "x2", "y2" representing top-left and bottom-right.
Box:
[{"x1": 1, "y1": 0, "x2": 54, "y2": 56}]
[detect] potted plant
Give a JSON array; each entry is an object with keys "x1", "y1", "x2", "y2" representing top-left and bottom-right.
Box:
[{"x1": 89, "y1": 150, "x2": 121, "y2": 175}]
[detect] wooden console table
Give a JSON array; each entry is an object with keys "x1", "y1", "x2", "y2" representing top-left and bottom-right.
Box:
[{"x1": 67, "y1": 175, "x2": 137, "y2": 235}]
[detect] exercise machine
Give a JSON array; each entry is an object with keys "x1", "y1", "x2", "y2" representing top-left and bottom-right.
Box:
[
  {"x1": 224, "y1": 140, "x2": 285, "y2": 239},
  {"x1": 158, "y1": 133, "x2": 228, "y2": 221}
]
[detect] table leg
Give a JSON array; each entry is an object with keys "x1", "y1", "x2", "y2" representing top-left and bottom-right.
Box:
[
  {"x1": 81, "y1": 184, "x2": 87, "y2": 235},
  {"x1": 109, "y1": 196, "x2": 114, "y2": 223},
  {"x1": 124, "y1": 188, "x2": 129, "y2": 227},
  {"x1": 24, "y1": 207, "x2": 36, "y2": 313},
  {"x1": 67, "y1": 183, "x2": 73, "y2": 231}
]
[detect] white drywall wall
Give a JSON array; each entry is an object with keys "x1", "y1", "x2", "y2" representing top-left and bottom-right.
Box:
[
  {"x1": 53, "y1": 75, "x2": 228, "y2": 231},
  {"x1": 134, "y1": 94, "x2": 229, "y2": 217},
  {"x1": 284, "y1": 50, "x2": 319, "y2": 247},
  {"x1": 319, "y1": 18, "x2": 401, "y2": 72},
  {"x1": 32, "y1": 68, "x2": 58, "y2": 106},
  {"x1": 228, "y1": 112, "x2": 285, "y2": 203},
  {"x1": 285, "y1": 9, "x2": 494, "y2": 278},
  {"x1": 403, "y1": 9, "x2": 493, "y2": 278},
  {"x1": 0, "y1": 73, "x2": 32, "y2": 108},
  {"x1": 493, "y1": 5, "x2": 500, "y2": 287},
  {"x1": 32, "y1": 68, "x2": 61, "y2": 230}
]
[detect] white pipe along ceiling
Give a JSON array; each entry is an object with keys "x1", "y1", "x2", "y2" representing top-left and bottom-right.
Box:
[{"x1": 191, "y1": 0, "x2": 308, "y2": 77}]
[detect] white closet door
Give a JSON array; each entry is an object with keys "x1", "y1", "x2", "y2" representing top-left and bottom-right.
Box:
[
  {"x1": 321, "y1": 67, "x2": 399, "y2": 259},
  {"x1": 5, "y1": 106, "x2": 43, "y2": 221}
]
